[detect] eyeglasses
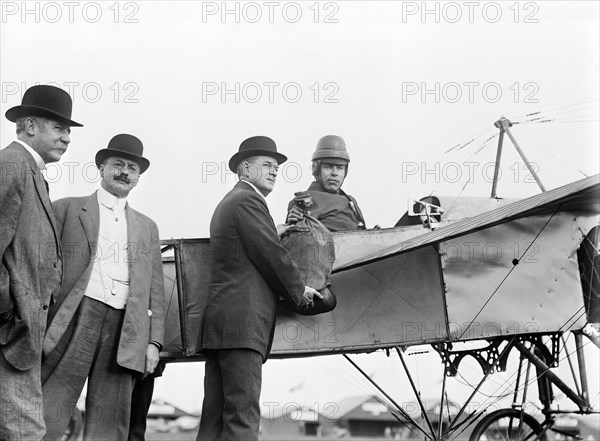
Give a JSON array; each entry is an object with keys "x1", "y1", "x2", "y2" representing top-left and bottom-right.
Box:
[{"x1": 246, "y1": 161, "x2": 279, "y2": 173}]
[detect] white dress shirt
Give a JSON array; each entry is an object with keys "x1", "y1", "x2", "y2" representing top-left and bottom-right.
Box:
[
  {"x1": 241, "y1": 179, "x2": 267, "y2": 202},
  {"x1": 84, "y1": 186, "x2": 130, "y2": 309},
  {"x1": 15, "y1": 139, "x2": 45, "y2": 170}
]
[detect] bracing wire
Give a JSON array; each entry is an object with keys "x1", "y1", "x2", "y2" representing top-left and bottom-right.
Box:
[
  {"x1": 366, "y1": 100, "x2": 596, "y2": 221},
  {"x1": 559, "y1": 307, "x2": 588, "y2": 334},
  {"x1": 458, "y1": 211, "x2": 558, "y2": 340},
  {"x1": 537, "y1": 120, "x2": 599, "y2": 124},
  {"x1": 509, "y1": 130, "x2": 591, "y2": 178},
  {"x1": 367, "y1": 125, "x2": 497, "y2": 222},
  {"x1": 339, "y1": 354, "x2": 428, "y2": 440},
  {"x1": 436, "y1": 132, "x2": 498, "y2": 214},
  {"x1": 457, "y1": 334, "x2": 597, "y2": 418},
  {"x1": 515, "y1": 109, "x2": 599, "y2": 124},
  {"x1": 425, "y1": 131, "x2": 497, "y2": 199},
  {"x1": 512, "y1": 99, "x2": 600, "y2": 121},
  {"x1": 362, "y1": 124, "x2": 496, "y2": 216}
]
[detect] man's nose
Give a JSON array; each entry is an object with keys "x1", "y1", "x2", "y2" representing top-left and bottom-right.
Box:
[{"x1": 61, "y1": 132, "x2": 71, "y2": 145}]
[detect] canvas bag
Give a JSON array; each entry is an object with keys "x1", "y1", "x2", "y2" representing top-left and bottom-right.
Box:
[{"x1": 281, "y1": 214, "x2": 337, "y2": 315}]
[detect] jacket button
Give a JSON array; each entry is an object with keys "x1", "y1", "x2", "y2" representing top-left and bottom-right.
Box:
[
  {"x1": 148, "y1": 310, "x2": 153, "y2": 317},
  {"x1": 42, "y1": 305, "x2": 48, "y2": 310}
]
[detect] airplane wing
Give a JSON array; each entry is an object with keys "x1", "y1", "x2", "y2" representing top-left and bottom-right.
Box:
[{"x1": 336, "y1": 174, "x2": 599, "y2": 273}]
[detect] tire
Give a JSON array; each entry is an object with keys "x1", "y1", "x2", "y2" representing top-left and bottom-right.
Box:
[{"x1": 469, "y1": 409, "x2": 547, "y2": 441}]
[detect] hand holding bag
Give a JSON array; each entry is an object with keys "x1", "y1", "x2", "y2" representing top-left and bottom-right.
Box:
[{"x1": 281, "y1": 214, "x2": 337, "y2": 315}]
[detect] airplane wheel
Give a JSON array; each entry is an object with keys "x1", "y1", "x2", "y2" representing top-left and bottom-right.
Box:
[{"x1": 469, "y1": 409, "x2": 546, "y2": 441}]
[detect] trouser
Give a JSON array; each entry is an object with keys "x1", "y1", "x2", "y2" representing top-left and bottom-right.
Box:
[
  {"x1": 197, "y1": 348, "x2": 263, "y2": 441},
  {"x1": 0, "y1": 350, "x2": 45, "y2": 441},
  {"x1": 127, "y1": 368, "x2": 160, "y2": 441},
  {"x1": 41, "y1": 296, "x2": 135, "y2": 441}
]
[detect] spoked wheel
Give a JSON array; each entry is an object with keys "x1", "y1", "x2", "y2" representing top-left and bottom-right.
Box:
[{"x1": 469, "y1": 409, "x2": 547, "y2": 441}]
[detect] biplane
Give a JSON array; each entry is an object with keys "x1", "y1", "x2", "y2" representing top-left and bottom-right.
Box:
[{"x1": 157, "y1": 118, "x2": 599, "y2": 441}]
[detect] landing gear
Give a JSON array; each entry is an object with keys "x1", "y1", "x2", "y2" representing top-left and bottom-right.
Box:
[{"x1": 469, "y1": 409, "x2": 546, "y2": 441}]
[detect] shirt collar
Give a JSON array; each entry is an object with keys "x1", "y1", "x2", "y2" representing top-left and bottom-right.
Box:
[
  {"x1": 97, "y1": 185, "x2": 127, "y2": 212},
  {"x1": 241, "y1": 179, "x2": 267, "y2": 201},
  {"x1": 15, "y1": 139, "x2": 45, "y2": 171}
]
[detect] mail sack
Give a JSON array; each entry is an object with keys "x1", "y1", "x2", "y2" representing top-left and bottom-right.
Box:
[{"x1": 281, "y1": 215, "x2": 337, "y2": 315}]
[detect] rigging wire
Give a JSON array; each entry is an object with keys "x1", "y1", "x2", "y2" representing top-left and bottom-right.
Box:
[
  {"x1": 534, "y1": 120, "x2": 600, "y2": 124},
  {"x1": 452, "y1": 335, "x2": 597, "y2": 421},
  {"x1": 559, "y1": 307, "x2": 588, "y2": 333},
  {"x1": 515, "y1": 108, "x2": 599, "y2": 124},
  {"x1": 512, "y1": 99, "x2": 599, "y2": 121},
  {"x1": 507, "y1": 130, "x2": 590, "y2": 178},
  {"x1": 424, "y1": 131, "x2": 496, "y2": 199},
  {"x1": 339, "y1": 354, "x2": 428, "y2": 440},
  {"x1": 437, "y1": 133, "x2": 498, "y2": 215},
  {"x1": 362, "y1": 124, "x2": 496, "y2": 216},
  {"x1": 457, "y1": 211, "x2": 558, "y2": 340},
  {"x1": 365, "y1": 100, "x2": 597, "y2": 222},
  {"x1": 324, "y1": 355, "x2": 384, "y2": 399}
]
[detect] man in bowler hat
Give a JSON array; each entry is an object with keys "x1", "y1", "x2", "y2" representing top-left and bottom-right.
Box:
[
  {"x1": 197, "y1": 136, "x2": 322, "y2": 441},
  {"x1": 0, "y1": 85, "x2": 82, "y2": 440},
  {"x1": 41, "y1": 134, "x2": 165, "y2": 440}
]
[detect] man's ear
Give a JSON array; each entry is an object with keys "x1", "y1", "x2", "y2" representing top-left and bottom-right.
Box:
[{"x1": 25, "y1": 118, "x2": 37, "y2": 136}]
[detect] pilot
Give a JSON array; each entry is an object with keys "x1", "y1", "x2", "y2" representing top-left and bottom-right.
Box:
[{"x1": 286, "y1": 135, "x2": 366, "y2": 231}]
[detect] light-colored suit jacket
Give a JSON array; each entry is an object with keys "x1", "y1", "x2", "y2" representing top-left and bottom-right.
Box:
[
  {"x1": 0, "y1": 142, "x2": 62, "y2": 371},
  {"x1": 43, "y1": 192, "x2": 165, "y2": 374}
]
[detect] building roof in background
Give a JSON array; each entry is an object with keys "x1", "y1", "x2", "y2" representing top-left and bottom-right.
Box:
[{"x1": 148, "y1": 399, "x2": 197, "y2": 419}]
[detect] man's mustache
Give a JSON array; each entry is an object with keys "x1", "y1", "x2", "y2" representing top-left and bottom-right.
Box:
[{"x1": 114, "y1": 174, "x2": 131, "y2": 184}]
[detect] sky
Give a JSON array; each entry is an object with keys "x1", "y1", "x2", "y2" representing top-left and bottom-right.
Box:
[{"x1": 1, "y1": 0, "x2": 599, "y2": 422}]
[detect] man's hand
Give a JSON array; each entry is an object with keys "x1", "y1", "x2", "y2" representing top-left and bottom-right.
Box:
[
  {"x1": 144, "y1": 344, "x2": 160, "y2": 378},
  {"x1": 276, "y1": 224, "x2": 291, "y2": 237},
  {"x1": 287, "y1": 205, "x2": 305, "y2": 224},
  {"x1": 303, "y1": 286, "x2": 323, "y2": 308}
]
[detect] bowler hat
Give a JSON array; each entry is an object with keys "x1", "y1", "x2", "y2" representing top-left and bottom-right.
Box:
[
  {"x1": 229, "y1": 136, "x2": 287, "y2": 173},
  {"x1": 5, "y1": 85, "x2": 83, "y2": 127},
  {"x1": 95, "y1": 134, "x2": 150, "y2": 174}
]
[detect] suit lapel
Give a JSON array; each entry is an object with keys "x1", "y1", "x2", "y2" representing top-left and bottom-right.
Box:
[
  {"x1": 126, "y1": 204, "x2": 142, "y2": 274},
  {"x1": 20, "y1": 145, "x2": 62, "y2": 253},
  {"x1": 236, "y1": 180, "x2": 268, "y2": 209},
  {"x1": 79, "y1": 193, "x2": 100, "y2": 259}
]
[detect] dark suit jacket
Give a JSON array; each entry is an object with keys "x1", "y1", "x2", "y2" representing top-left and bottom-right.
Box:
[
  {"x1": 287, "y1": 181, "x2": 366, "y2": 232},
  {"x1": 200, "y1": 181, "x2": 309, "y2": 360},
  {"x1": 0, "y1": 142, "x2": 62, "y2": 371},
  {"x1": 43, "y1": 192, "x2": 165, "y2": 374}
]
